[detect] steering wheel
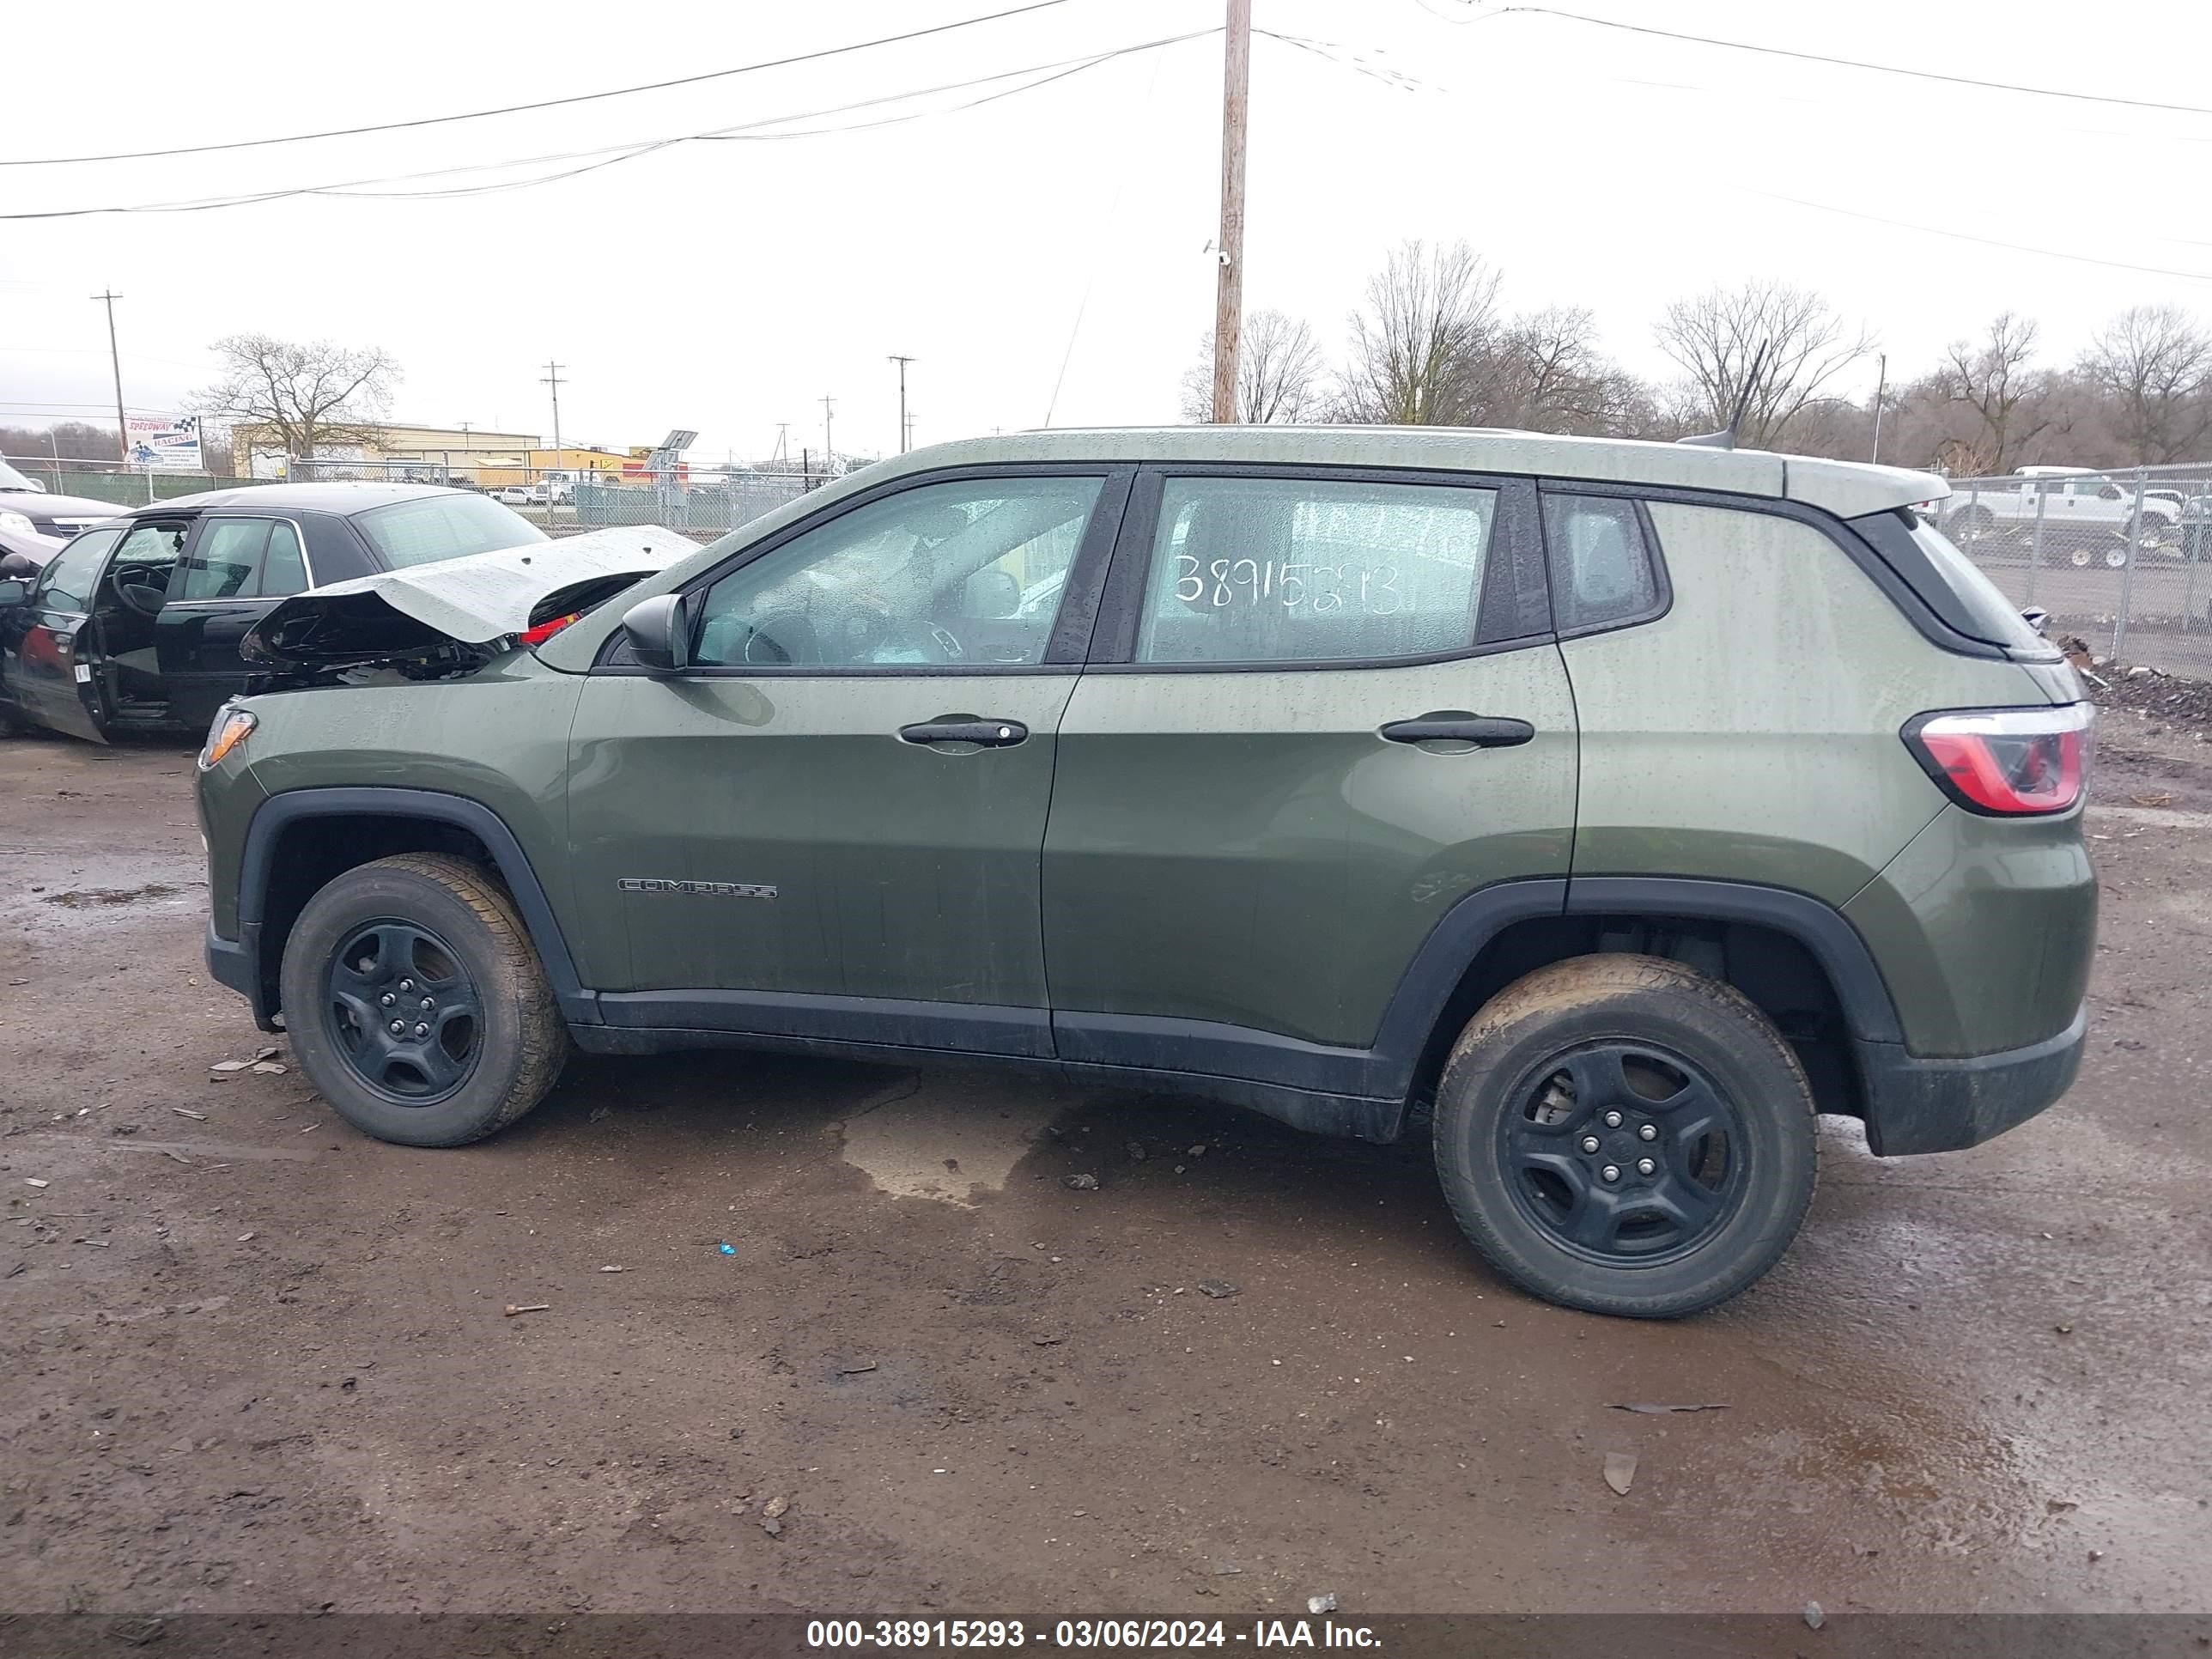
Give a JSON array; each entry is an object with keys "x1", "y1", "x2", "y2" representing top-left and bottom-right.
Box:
[
  {"x1": 739, "y1": 607, "x2": 821, "y2": 665},
  {"x1": 113, "y1": 568, "x2": 167, "y2": 617},
  {"x1": 875, "y1": 617, "x2": 964, "y2": 665},
  {"x1": 741, "y1": 602, "x2": 962, "y2": 666}
]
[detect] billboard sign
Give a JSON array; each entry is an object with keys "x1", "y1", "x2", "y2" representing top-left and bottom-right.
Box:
[{"x1": 125, "y1": 414, "x2": 203, "y2": 471}]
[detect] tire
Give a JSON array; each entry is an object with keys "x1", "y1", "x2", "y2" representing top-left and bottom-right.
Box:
[
  {"x1": 279, "y1": 853, "x2": 568, "y2": 1147},
  {"x1": 2069, "y1": 547, "x2": 2093, "y2": 568},
  {"x1": 1948, "y1": 506, "x2": 1994, "y2": 539},
  {"x1": 2104, "y1": 546, "x2": 2127, "y2": 568},
  {"x1": 1431, "y1": 953, "x2": 1818, "y2": 1318}
]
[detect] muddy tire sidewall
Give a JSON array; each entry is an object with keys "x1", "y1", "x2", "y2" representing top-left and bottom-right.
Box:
[
  {"x1": 1432, "y1": 954, "x2": 1818, "y2": 1318},
  {"x1": 279, "y1": 856, "x2": 565, "y2": 1148}
]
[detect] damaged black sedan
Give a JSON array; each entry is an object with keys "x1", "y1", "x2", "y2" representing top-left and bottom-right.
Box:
[{"x1": 0, "y1": 483, "x2": 547, "y2": 742}]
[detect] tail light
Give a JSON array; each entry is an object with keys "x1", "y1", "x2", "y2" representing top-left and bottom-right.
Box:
[
  {"x1": 520, "y1": 611, "x2": 581, "y2": 647},
  {"x1": 1903, "y1": 703, "x2": 2093, "y2": 816}
]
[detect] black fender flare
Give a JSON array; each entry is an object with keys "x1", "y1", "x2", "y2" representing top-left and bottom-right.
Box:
[
  {"x1": 236, "y1": 786, "x2": 598, "y2": 1024},
  {"x1": 1560, "y1": 876, "x2": 1904, "y2": 1045},
  {"x1": 1361, "y1": 872, "x2": 1904, "y2": 1101}
]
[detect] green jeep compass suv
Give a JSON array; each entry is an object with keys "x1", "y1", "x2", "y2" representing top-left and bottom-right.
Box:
[{"x1": 196, "y1": 428, "x2": 2096, "y2": 1316}]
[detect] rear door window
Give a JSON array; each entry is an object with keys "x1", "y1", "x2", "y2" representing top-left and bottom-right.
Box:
[
  {"x1": 1130, "y1": 477, "x2": 1495, "y2": 665},
  {"x1": 178, "y1": 519, "x2": 270, "y2": 601},
  {"x1": 252, "y1": 521, "x2": 310, "y2": 597}
]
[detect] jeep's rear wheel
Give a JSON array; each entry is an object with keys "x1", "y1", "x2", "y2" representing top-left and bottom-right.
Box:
[
  {"x1": 281, "y1": 854, "x2": 568, "y2": 1147},
  {"x1": 1431, "y1": 954, "x2": 1817, "y2": 1318}
]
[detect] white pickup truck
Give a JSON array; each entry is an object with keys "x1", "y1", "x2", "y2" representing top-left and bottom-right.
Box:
[{"x1": 1943, "y1": 467, "x2": 2180, "y2": 565}]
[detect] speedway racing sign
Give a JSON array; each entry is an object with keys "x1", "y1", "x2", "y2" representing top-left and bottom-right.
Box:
[{"x1": 125, "y1": 414, "x2": 203, "y2": 471}]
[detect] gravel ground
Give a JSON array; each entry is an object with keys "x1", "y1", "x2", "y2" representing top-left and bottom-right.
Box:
[{"x1": 2, "y1": 726, "x2": 2209, "y2": 1621}]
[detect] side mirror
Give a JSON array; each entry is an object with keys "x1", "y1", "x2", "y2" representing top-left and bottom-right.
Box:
[
  {"x1": 2021, "y1": 606, "x2": 2051, "y2": 636},
  {"x1": 0, "y1": 579, "x2": 27, "y2": 607},
  {"x1": 621, "y1": 593, "x2": 690, "y2": 673},
  {"x1": 963, "y1": 567, "x2": 1021, "y2": 619}
]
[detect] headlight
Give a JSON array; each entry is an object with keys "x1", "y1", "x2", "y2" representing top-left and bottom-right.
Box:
[
  {"x1": 0, "y1": 509, "x2": 34, "y2": 538},
  {"x1": 198, "y1": 705, "x2": 257, "y2": 771}
]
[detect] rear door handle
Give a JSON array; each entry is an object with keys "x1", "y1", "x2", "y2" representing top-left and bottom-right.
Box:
[
  {"x1": 1378, "y1": 714, "x2": 1534, "y2": 748},
  {"x1": 898, "y1": 715, "x2": 1029, "y2": 748}
]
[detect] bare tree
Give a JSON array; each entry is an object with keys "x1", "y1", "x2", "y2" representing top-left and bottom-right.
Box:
[
  {"x1": 2080, "y1": 305, "x2": 2212, "y2": 465},
  {"x1": 1932, "y1": 313, "x2": 2052, "y2": 475},
  {"x1": 1335, "y1": 240, "x2": 1502, "y2": 424},
  {"x1": 1492, "y1": 307, "x2": 1650, "y2": 436},
  {"x1": 197, "y1": 334, "x2": 399, "y2": 464},
  {"x1": 0, "y1": 422, "x2": 119, "y2": 468},
  {"x1": 1179, "y1": 308, "x2": 1328, "y2": 423},
  {"x1": 1654, "y1": 279, "x2": 1871, "y2": 447}
]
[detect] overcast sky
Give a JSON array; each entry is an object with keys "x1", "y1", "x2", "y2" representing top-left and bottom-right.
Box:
[{"x1": 5, "y1": 0, "x2": 2211, "y2": 465}]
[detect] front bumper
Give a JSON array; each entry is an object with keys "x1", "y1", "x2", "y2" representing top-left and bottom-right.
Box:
[
  {"x1": 205, "y1": 920, "x2": 278, "y2": 1030},
  {"x1": 1855, "y1": 1004, "x2": 2086, "y2": 1157}
]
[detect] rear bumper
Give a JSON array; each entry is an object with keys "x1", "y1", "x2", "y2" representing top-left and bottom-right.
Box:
[
  {"x1": 1855, "y1": 1003, "x2": 2086, "y2": 1156},
  {"x1": 205, "y1": 919, "x2": 278, "y2": 1030}
]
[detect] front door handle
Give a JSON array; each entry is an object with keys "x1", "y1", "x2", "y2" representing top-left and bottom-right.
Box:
[
  {"x1": 899, "y1": 715, "x2": 1029, "y2": 748},
  {"x1": 1378, "y1": 713, "x2": 1534, "y2": 748}
]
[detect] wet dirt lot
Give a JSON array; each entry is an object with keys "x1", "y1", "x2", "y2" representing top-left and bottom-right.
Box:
[{"x1": 2, "y1": 720, "x2": 2209, "y2": 1622}]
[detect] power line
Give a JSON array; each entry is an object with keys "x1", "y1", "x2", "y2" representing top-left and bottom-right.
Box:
[
  {"x1": 1042, "y1": 40, "x2": 1170, "y2": 426},
  {"x1": 1734, "y1": 185, "x2": 2212, "y2": 284},
  {"x1": 0, "y1": 0, "x2": 1085, "y2": 168},
  {"x1": 0, "y1": 402, "x2": 179, "y2": 414},
  {"x1": 0, "y1": 32, "x2": 1211, "y2": 222},
  {"x1": 1472, "y1": 5, "x2": 2212, "y2": 118}
]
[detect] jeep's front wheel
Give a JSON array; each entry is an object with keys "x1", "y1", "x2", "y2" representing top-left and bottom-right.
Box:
[
  {"x1": 1431, "y1": 954, "x2": 1817, "y2": 1318},
  {"x1": 280, "y1": 854, "x2": 568, "y2": 1147}
]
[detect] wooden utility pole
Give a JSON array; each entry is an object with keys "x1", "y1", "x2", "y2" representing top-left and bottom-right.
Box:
[
  {"x1": 821, "y1": 394, "x2": 836, "y2": 471},
  {"x1": 540, "y1": 360, "x2": 565, "y2": 522},
  {"x1": 1208, "y1": 0, "x2": 1252, "y2": 424},
  {"x1": 888, "y1": 356, "x2": 915, "y2": 453},
  {"x1": 93, "y1": 290, "x2": 128, "y2": 462}
]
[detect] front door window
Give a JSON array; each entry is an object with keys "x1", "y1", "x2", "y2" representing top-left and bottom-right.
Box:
[
  {"x1": 691, "y1": 476, "x2": 1105, "y2": 669},
  {"x1": 29, "y1": 530, "x2": 118, "y2": 611}
]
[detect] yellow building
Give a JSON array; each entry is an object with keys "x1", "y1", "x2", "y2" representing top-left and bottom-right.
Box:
[
  {"x1": 229, "y1": 423, "x2": 635, "y2": 487},
  {"x1": 510, "y1": 446, "x2": 635, "y2": 488},
  {"x1": 232, "y1": 421, "x2": 538, "y2": 480}
]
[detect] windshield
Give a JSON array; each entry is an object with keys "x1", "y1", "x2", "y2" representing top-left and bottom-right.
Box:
[
  {"x1": 0, "y1": 459, "x2": 47, "y2": 494},
  {"x1": 352, "y1": 492, "x2": 548, "y2": 569}
]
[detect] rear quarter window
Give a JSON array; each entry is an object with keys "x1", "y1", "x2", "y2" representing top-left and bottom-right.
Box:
[{"x1": 1540, "y1": 493, "x2": 1666, "y2": 634}]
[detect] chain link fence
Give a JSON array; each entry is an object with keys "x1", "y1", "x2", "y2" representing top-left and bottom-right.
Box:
[
  {"x1": 1937, "y1": 464, "x2": 2212, "y2": 679},
  {"x1": 5, "y1": 453, "x2": 817, "y2": 544},
  {"x1": 3, "y1": 457, "x2": 270, "y2": 506},
  {"x1": 275, "y1": 456, "x2": 815, "y2": 540}
]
